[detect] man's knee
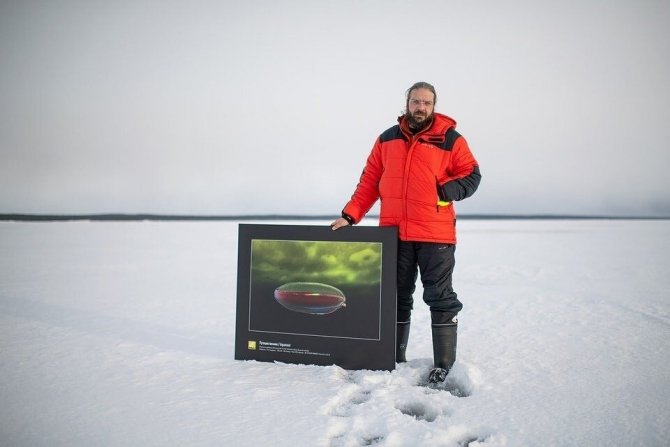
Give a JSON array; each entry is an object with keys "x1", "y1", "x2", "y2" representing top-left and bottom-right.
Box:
[{"x1": 422, "y1": 283, "x2": 456, "y2": 305}]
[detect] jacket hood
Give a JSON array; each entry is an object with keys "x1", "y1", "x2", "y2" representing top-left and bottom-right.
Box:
[{"x1": 398, "y1": 112, "x2": 457, "y2": 136}]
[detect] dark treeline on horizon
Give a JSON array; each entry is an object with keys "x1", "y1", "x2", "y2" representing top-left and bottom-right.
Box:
[{"x1": 1, "y1": 213, "x2": 668, "y2": 222}]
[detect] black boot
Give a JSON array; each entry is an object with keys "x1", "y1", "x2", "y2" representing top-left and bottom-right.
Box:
[
  {"x1": 396, "y1": 321, "x2": 411, "y2": 363},
  {"x1": 428, "y1": 319, "x2": 457, "y2": 383}
]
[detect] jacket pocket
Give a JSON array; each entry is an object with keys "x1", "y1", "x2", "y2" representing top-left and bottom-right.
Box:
[{"x1": 435, "y1": 177, "x2": 450, "y2": 212}]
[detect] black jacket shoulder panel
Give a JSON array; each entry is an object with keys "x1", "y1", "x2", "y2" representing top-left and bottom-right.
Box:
[
  {"x1": 438, "y1": 128, "x2": 461, "y2": 151},
  {"x1": 379, "y1": 125, "x2": 406, "y2": 143}
]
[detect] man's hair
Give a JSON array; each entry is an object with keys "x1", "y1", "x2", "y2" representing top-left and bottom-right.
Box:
[{"x1": 406, "y1": 81, "x2": 437, "y2": 106}]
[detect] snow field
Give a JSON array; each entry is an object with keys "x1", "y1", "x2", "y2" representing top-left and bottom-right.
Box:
[{"x1": 1, "y1": 219, "x2": 669, "y2": 446}]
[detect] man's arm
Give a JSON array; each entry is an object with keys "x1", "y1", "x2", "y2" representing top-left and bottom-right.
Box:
[
  {"x1": 333, "y1": 139, "x2": 384, "y2": 229},
  {"x1": 438, "y1": 137, "x2": 481, "y2": 202}
]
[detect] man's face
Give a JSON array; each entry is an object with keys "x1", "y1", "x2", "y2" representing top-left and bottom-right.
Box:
[{"x1": 406, "y1": 88, "x2": 435, "y2": 130}]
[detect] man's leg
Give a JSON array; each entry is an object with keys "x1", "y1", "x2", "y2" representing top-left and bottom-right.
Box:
[
  {"x1": 417, "y1": 243, "x2": 461, "y2": 318},
  {"x1": 396, "y1": 241, "x2": 418, "y2": 362},
  {"x1": 417, "y1": 243, "x2": 461, "y2": 382}
]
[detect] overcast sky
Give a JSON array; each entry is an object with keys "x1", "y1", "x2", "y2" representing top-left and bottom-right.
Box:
[{"x1": 1, "y1": 1, "x2": 669, "y2": 217}]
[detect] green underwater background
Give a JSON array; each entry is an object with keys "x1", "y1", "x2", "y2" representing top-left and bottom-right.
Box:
[{"x1": 251, "y1": 239, "x2": 382, "y2": 286}]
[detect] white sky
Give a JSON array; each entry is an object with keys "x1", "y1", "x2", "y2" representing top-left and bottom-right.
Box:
[{"x1": 1, "y1": 0, "x2": 669, "y2": 216}]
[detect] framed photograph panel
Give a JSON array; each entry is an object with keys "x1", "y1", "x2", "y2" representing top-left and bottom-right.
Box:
[{"x1": 234, "y1": 224, "x2": 398, "y2": 371}]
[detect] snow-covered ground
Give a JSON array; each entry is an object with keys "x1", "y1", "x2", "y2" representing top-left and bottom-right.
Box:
[{"x1": 1, "y1": 219, "x2": 669, "y2": 446}]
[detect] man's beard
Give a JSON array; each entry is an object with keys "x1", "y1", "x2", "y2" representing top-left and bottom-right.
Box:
[{"x1": 405, "y1": 110, "x2": 434, "y2": 132}]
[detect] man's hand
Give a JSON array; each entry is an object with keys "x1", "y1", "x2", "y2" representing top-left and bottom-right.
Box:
[{"x1": 330, "y1": 217, "x2": 350, "y2": 230}]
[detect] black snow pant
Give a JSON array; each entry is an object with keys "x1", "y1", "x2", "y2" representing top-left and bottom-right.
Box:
[{"x1": 396, "y1": 240, "x2": 462, "y2": 323}]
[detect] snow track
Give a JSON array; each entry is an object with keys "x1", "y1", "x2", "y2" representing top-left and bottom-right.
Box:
[{"x1": 321, "y1": 361, "x2": 492, "y2": 447}]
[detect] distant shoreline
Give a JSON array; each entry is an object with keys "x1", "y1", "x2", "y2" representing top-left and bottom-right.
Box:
[{"x1": 1, "y1": 213, "x2": 668, "y2": 222}]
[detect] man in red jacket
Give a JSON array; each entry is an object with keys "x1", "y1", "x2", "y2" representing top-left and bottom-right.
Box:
[{"x1": 332, "y1": 81, "x2": 481, "y2": 383}]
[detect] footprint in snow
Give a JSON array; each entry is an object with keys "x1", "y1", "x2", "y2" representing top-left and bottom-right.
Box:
[
  {"x1": 395, "y1": 398, "x2": 444, "y2": 422},
  {"x1": 323, "y1": 372, "x2": 374, "y2": 418},
  {"x1": 322, "y1": 363, "x2": 490, "y2": 446}
]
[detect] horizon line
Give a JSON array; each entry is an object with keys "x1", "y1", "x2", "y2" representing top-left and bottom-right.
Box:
[{"x1": 1, "y1": 213, "x2": 668, "y2": 222}]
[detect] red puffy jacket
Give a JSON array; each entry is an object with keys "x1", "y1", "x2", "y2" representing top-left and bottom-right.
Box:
[{"x1": 342, "y1": 113, "x2": 480, "y2": 243}]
